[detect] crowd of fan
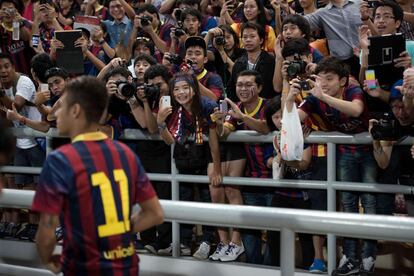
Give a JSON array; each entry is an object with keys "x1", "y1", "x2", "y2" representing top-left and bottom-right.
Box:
[{"x1": 1, "y1": 0, "x2": 414, "y2": 275}]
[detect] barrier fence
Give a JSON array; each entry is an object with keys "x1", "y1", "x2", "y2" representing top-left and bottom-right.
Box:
[{"x1": 0, "y1": 128, "x2": 414, "y2": 276}]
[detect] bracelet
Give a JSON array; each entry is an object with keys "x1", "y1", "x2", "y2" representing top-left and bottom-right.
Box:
[{"x1": 158, "y1": 122, "x2": 167, "y2": 131}]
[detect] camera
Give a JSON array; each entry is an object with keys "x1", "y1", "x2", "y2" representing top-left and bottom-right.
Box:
[
  {"x1": 138, "y1": 83, "x2": 161, "y2": 104},
  {"x1": 174, "y1": 27, "x2": 186, "y2": 37},
  {"x1": 299, "y1": 80, "x2": 310, "y2": 91},
  {"x1": 366, "y1": 0, "x2": 378, "y2": 8},
  {"x1": 174, "y1": 9, "x2": 183, "y2": 21},
  {"x1": 115, "y1": 80, "x2": 137, "y2": 99},
  {"x1": 214, "y1": 35, "x2": 225, "y2": 46},
  {"x1": 166, "y1": 54, "x2": 183, "y2": 65},
  {"x1": 139, "y1": 15, "x2": 153, "y2": 27},
  {"x1": 370, "y1": 113, "x2": 401, "y2": 141},
  {"x1": 287, "y1": 58, "x2": 307, "y2": 78}
]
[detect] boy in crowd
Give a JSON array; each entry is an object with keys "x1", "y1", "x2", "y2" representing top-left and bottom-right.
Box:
[{"x1": 285, "y1": 57, "x2": 377, "y2": 276}]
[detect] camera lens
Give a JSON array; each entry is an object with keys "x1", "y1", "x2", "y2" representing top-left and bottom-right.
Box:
[
  {"x1": 117, "y1": 82, "x2": 136, "y2": 99},
  {"x1": 214, "y1": 36, "x2": 225, "y2": 46}
]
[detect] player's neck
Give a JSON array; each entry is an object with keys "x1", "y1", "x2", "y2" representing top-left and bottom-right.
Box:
[{"x1": 69, "y1": 122, "x2": 102, "y2": 140}]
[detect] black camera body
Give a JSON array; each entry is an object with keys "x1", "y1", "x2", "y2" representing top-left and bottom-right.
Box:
[
  {"x1": 115, "y1": 81, "x2": 137, "y2": 99},
  {"x1": 214, "y1": 35, "x2": 226, "y2": 46},
  {"x1": 166, "y1": 54, "x2": 183, "y2": 65},
  {"x1": 140, "y1": 16, "x2": 153, "y2": 27},
  {"x1": 299, "y1": 80, "x2": 310, "y2": 91},
  {"x1": 366, "y1": 0, "x2": 378, "y2": 8},
  {"x1": 138, "y1": 83, "x2": 161, "y2": 104},
  {"x1": 174, "y1": 9, "x2": 183, "y2": 21},
  {"x1": 287, "y1": 59, "x2": 307, "y2": 78},
  {"x1": 175, "y1": 27, "x2": 186, "y2": 37},
  {"x1": 370, "y1": 114, "x2": 400, "y2": 141}
]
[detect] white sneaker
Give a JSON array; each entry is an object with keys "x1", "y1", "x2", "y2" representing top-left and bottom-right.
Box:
[
  {"x1": 157, "y1": 243, "x2": 191, "y2": 256},
  {"x1": 219, "y1": 242, "x2": 245, "y2": 262},
  {"x1": 193, "y1": 242, "x2": 210, "y2": 260},
  {"x1": 209, "y1": 242, "x2": 229, "y2": 261}
]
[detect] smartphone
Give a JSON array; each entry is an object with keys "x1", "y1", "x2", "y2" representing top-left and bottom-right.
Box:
[
  {"x1": 40, "y1": 83, "x2": 49, "y2": 92},
  {"x1": 219, "y1": 99, "x2": 228, "y2": 113},
  {"x1": 32, "y1": 34, "x2": 40, "y2": 48},
  {"x1": 161, "y1": 95, "x2": 171, "y2": 108},
  {"x1": 365, "y1": 69, "x2": 376, "y2": 89}
]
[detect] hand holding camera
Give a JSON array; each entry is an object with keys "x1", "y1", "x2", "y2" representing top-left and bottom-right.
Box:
[
  {"x1": 369, "y1": 114, "x2": 400, "y2": 141},
  {"x1": 109, "y1": 58, "x2": 126, "y2": 68}
]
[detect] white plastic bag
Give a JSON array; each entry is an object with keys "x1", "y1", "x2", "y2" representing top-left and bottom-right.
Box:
[
  {"x1": 272, "y1": 132, "x2": 285, "y2": 180},
  {"x1": 280, "y1": 104, "x2": 304, "y2": 161}
]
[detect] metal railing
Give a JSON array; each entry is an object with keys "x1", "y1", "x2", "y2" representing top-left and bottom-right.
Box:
[{"x1": 0, "y1": 127, "x2": 414, "y2": 275}]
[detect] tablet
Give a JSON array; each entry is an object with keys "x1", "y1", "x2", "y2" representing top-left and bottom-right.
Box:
[
  {"x1": 368, "y1": 33, "x2": 405, "y2": 67},
  {"x1": 55, "y1": 30, "x2": 84, "y2": 74}
]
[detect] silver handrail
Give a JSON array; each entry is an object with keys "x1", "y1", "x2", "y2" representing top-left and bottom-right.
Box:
[
  {"x1": 1, "y1": 189, "x2": 414, "y2": 276},
  {"x1": 2, "y1": 127, "x2": 414, "y2": 275}
]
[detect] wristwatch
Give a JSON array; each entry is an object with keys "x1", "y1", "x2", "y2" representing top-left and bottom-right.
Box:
[{"x1": 158, "y1": 122, "x2": 167, "y2": 131}]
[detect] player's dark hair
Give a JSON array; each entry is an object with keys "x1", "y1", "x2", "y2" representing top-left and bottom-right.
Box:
[
  {"x1": 144, "y1": 64, "x2": 171, "y2": 84},
  {"x1": 282, "y1": 14, "x2": 311, "y2": 41},
  {"x1": 281, "y1": 38, "x2": 311, "y2": 59},
  {"x1": 65, "y1": 76, "x2": 108, "y2": 123}
]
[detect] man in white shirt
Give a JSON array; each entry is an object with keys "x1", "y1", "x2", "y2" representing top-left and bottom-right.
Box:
[{"x1": 0, "y1": 53, "x2": 44, "y2": 241}]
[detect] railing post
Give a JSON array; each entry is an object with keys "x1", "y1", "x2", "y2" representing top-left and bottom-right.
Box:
[
  {"x1": 327, "y1": 142, "x2": 336, "y2": 275},
  {"x1": 280, "y1": 228, "x2": 295, "y2": 276},
  {"x1": 170, "y1": 144, "x2": 180, "y2": 257},
  {"x1": 45, "y1": 136, "x2": 52, "y2": 156}
]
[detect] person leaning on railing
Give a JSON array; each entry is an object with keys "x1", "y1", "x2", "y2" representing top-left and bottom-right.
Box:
[{"x1": 368, "y1": 71, "x2": 414, "y2": 217}]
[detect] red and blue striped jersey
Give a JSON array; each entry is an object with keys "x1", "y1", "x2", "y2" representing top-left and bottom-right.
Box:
[
  {"x1": 225, "y1": 98, "x2": 273, "y2": 178},
  {"x1": 32, "y1": 132, "x2": 156, "y2": 276}
]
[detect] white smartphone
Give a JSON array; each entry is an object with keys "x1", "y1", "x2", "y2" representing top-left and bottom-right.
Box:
[
  {"x1": 40, "y1": 83, "x2": 49, "y2": 92},
  {"x1": 219, "y1": 99, "x2": 228, "y2": 113},
  {"x1": 161, "y1": 95, "x2": 171, "y2": 108}
]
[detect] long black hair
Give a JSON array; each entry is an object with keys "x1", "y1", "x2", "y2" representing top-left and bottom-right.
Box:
[{"x1": 242, "y1": 0, "x2": 267, "y2": 29}]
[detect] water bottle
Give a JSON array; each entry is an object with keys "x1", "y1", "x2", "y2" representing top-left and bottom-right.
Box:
[{"x1": 12, "y1": 20, "x2": 19, "y2": 41}]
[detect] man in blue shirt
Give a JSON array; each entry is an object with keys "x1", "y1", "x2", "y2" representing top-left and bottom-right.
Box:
[{"x1": 102, "y1": 0, "x2": 135, "y2": 48}]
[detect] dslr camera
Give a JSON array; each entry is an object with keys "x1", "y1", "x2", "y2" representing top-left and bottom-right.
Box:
[
  {"x1": 214, "y1": 35, "x2": 225, "y2": 46},
  {"x1": 174, "y1": 24, "x2": 186, "y2": 37},
  {"x1": 138, "y1": 83, "x2": 161, "y2": 105},
  {"x1": 370, "y1": 113, "x2": 401, "y2": 141},
  {"x1": 139, "y1": 15, "x2": 153, "y2": 27},
  {"x1": 174, "y1": 9, "x2": 184, "y2": 21},
  {"x1": 287, "y1": 56, "x2": 307, "y2": 78},
  {"x1": 115, "y1": 81, "x2": 137, "y2": 99},
  {"x1": 165, "y1": 54, "x2": 183, "y2": 65}
]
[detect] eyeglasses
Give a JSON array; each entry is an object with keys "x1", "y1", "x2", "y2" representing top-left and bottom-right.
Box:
[{"x1": 374, "y1": 14, "x2": 395, "y2": 21}]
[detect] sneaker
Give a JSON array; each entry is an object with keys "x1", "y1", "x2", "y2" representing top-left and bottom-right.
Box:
[
  {"x1": 145, "y1": 244, "x2": 158, "y2": 255},
  {"x1": 332, "y1": 255, "x2": 359, "y2": 276},
  {"x1": 135, "y1": 240, "x2": 147, "y2": 253},
  {"x1": 309, "y1": 258, "x2": 327, "y2": 273},
  {"x1": 209, "y1": 242, "x2": 229, "y2": 261},
  {"x1": 360, "y1": 256, "x2": 375, "y2": 276},
  {"x1": 219, "y1": 242, "x2": 245, "y2": 262},
  {"x1": 193, "y1": 242, "x2": 210, "y2": 260},
  {"x1": 158, "y1": 243, "x2": 191, "y2": 256},
  {"x1": 3, "y1": 222, "x2": 18, "y2": 238}
]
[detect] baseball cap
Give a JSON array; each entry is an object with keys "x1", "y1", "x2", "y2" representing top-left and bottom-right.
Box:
[{"x1": 185, "y1": 36, "x2": 206, "y2": 51}]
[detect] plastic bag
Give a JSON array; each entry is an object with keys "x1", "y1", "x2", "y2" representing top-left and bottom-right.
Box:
[{"x1": 280, "y1": 103, "x2": 304, "y2": 161}]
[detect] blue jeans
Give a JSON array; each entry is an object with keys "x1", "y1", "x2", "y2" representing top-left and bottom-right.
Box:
[
  {"x1": 241, "y1": 190, "x2": 273, "y2": 264},
  {"x1": 337, "y1": 150, "x2": 377, "y2": 260}
]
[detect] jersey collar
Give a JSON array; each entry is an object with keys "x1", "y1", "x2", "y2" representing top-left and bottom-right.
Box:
[
  {"x1": 72, "y1": 131, "x2": 108, "y2": 143},
  {"x1": 196, "y1": 69, "x2": 208, "y2": 80}
]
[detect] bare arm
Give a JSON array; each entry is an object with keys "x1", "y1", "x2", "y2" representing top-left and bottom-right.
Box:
[
  {"x1": 35, "y1": 213, "x2": 59, "y2": 265},
  {"x1": 120, "y1": 0, "x2": 136, "y2": 20},
  {"x1": 131, "y1": 196, "x2": 164, "y2": 233},
  {"x1": 284, "y1": 146, "x2": 312, "y2": 170},
  {"x1": 208, "y1": 127, "x2": 222, "y2": 186},
  {"x1": 160, "y1": 0, "x2": 176, "y2": 14}
]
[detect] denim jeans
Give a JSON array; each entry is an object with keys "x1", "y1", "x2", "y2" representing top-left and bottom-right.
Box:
[
  {"x1": 241, "y1": 190, "x2": 273, "y2": 264},
  {"x1": 337, "y1": 149, "x2": 377, "y2": 260}
]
